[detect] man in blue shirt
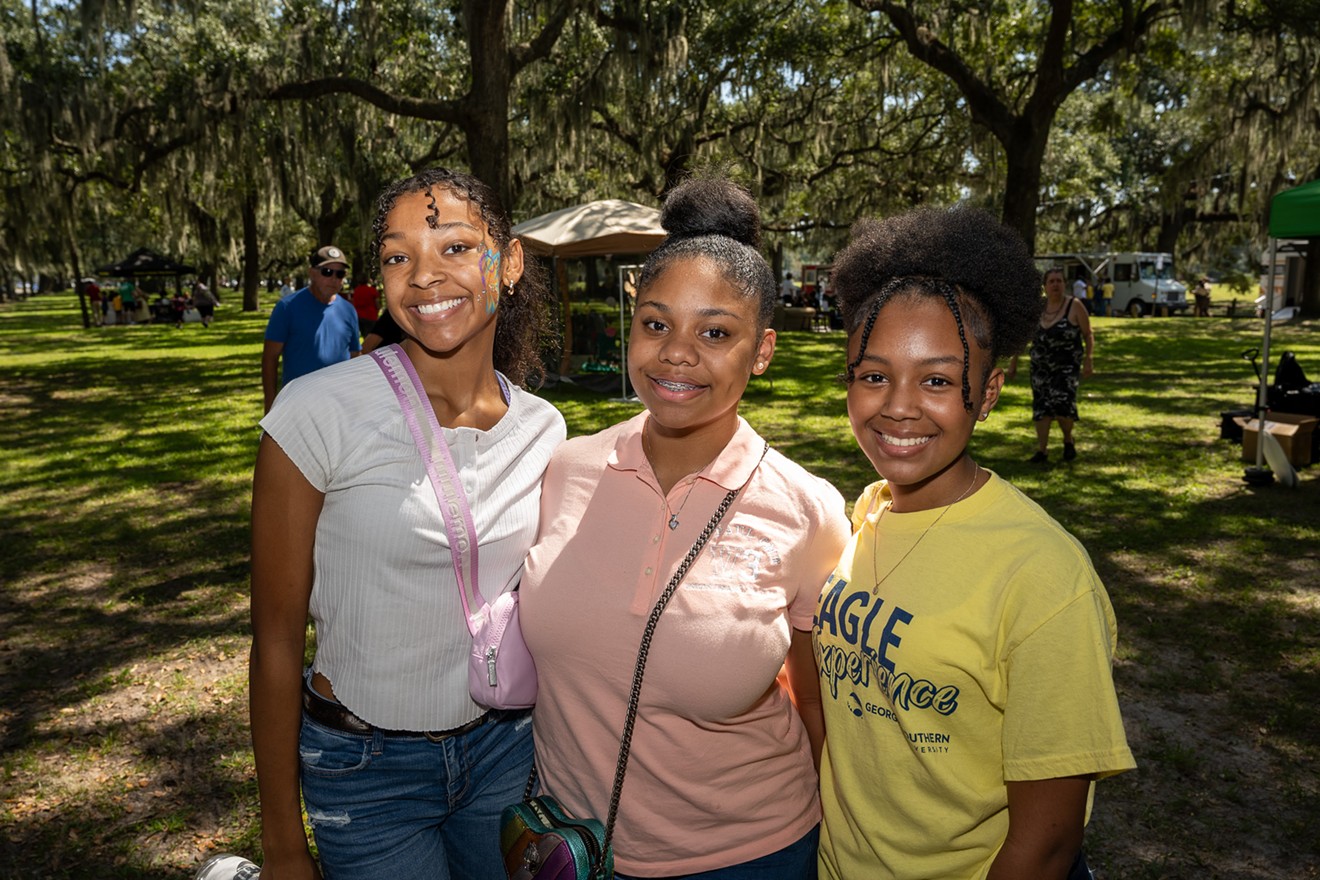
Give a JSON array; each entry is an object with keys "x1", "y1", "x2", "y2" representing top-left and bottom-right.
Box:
[{"x1": 262, "y1": 245, "x2": 361, "y2": 414}]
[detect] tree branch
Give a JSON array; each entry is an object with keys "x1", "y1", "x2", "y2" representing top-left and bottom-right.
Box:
[
  {"x1": 1056, "y1": 0, "x2": 1178, "y2": 98},
  {"x1": 511, "y1": 0, "x2": 585, "y2": 75},
  {"x1": 267, "y1": 77, "x2": 465, "y2": 124},
  {"x1": 853, "y1": 0, "x2": 1015, "y2": 138}
]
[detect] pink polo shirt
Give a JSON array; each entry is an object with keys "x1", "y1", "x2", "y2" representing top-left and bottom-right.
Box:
[{"x1": 521, "y1": 413, "x2": 848, "y2": 876}]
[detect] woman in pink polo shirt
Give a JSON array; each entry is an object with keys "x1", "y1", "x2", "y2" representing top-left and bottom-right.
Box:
[{"x1": 521, "y1": 176, "x2": 849, "y2": 879}]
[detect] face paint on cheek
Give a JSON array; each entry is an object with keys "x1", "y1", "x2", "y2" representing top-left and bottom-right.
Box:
[{"x1": 479, "y1": 248, "x2": 501, "y2": 314}]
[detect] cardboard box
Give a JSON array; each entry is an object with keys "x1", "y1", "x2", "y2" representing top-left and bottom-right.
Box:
[{"x1": 1235, "y1": 413, "x2": 1319, "y2": 467}]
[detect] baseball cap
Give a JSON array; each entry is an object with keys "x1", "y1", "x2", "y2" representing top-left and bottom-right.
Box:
[{"x1": 310, "y1": 245, "x2": 348, "y2": 268}]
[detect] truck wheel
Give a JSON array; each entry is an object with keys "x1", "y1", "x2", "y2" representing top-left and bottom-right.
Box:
[{"x1": 1127, "y1": 300, "x2": 1146, "y2": 318}]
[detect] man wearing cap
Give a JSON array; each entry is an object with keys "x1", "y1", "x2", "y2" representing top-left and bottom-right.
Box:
[{"x1": 261, "y1": 245, "x2": 361, "y2": 414}]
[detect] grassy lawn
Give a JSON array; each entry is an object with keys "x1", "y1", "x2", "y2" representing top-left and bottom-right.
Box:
[{"x1": 1, "y1": 290, "x2": 1317, "y2": 878}]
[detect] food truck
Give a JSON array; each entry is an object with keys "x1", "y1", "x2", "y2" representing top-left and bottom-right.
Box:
[{"x1": 1038, "y1": 252, "x2": 1189, "y2": 316}]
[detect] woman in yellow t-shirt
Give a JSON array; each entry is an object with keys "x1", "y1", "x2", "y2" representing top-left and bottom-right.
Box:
[{"x1": 814, "y1": 207, "x2": 1136, "y2": 880}]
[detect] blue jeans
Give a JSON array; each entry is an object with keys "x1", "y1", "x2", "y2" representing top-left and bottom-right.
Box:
[
  {"x1": 616, "y1": 824, "x2": 818, "y2": 880},
  {"x1": 1069, "y1": 850, "x2": 1094, "y2": 880},
  {"x1": 298, "y1": 702, "x2": 533, "y2": 880}
]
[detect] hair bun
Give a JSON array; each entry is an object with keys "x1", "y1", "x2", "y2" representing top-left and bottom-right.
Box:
[{"x1": 660, "y1": 178, "x2": 762, "y2": 249}]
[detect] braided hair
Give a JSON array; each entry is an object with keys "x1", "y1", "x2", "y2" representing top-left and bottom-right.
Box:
[
  {"x1": 639, "y1": 177, "x2": 777, "y2": 329},
  {"x1": 832, "y1": 207, "x2": 1043, "y2": 411},
  {"x1": 371, "y1": 167, "x2": 555, "y2": 388}
]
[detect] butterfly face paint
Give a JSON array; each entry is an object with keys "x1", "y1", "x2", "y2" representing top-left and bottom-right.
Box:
[{"x1": 479, "y1": 247, "x2": 501, "y2": 314}]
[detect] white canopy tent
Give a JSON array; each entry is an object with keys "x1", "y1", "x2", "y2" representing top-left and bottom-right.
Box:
[
  {"x1": 512, "y1": 199, "x2": 667, "y2": 381},
  {"x1": 513, "y1": 199, "x2": 666, "y2": 258}
]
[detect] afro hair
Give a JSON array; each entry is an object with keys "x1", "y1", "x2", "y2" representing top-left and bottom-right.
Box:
[
  {"x1": 638, "y1": 176, "x2": 777, "y2": 329},
  {"x1": 832, "y1": 206, "x2": 1043, "y2": 363}
]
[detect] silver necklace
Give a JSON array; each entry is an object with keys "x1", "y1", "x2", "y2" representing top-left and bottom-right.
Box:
[
  {"x1": 666, "y1": 482, "x2": 699, "y2": 530},
  {"x1": 1042, "y1": 297, "x2": 1069, "y2": 325},
  {"x1": 871, "y1": 466, "x2": 981, "y2": 595},
  {"x1": 643, "y1": 418, "x2": 703, "y2": 530}
]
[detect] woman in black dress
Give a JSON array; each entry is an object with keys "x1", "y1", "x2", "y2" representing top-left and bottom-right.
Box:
[{"x1": 1008, "y1": 267, "x2": 1094, "y2": 462}]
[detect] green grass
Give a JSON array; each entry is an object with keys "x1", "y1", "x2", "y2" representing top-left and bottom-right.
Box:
[{"x1": 1, "y1": 291, "x2": 1317, "y2": 877}]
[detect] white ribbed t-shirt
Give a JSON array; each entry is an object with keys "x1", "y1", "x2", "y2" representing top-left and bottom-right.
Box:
[{"x1": 260, "y1": 356, "x2": 566, "y2": 730}]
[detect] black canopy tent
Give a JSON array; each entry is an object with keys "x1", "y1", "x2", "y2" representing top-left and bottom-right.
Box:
[{"x1": 97, "y1": 248, "x2": 197, "y2": 296}]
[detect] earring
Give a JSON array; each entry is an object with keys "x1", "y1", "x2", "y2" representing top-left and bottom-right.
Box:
[
  {"x1": 755, "y1": 361, "x2": 765, "y2": 371},
  {"x1": 979, "y1": 410, "x2": 990, "y2": 421}
]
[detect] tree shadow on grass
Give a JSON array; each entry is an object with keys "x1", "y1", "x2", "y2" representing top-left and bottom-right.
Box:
[{"x1": 0, "y1": 707, "x2": 260, "y2": 879}]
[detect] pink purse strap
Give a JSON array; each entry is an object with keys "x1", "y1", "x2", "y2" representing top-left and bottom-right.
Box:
[{"x1": 370, "y1": 344, "x2": 509, "y2": 634}]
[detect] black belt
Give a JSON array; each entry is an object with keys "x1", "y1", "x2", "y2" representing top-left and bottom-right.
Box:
[{"x1": 301, "y1": 679, "x2": 493, "y2": 742}]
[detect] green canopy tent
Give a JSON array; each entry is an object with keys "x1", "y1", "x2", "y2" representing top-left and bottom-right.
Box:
[
  {"x1": 1269, "y1": 177, "x2": 1320, "y2": 238},
  {"x1": 1250, "y1": 178, "x2": 1320, "y2": 482}
]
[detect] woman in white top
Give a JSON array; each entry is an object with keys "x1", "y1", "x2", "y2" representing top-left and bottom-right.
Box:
[{"x1": 250, "y1": 168, "x2": 565, "y2": 880}]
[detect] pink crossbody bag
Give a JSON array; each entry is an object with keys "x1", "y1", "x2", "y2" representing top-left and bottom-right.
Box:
[{"x1": 371, "y1": 344, "x2": 538, "y2": 710}]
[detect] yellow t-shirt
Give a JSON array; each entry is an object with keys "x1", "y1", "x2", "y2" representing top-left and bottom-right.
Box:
[{"x1": 815, "y1": 473, "x2": 1135, "y2": 880}]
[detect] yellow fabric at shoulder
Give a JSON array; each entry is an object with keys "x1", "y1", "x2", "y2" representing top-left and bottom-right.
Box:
[{"x1": 850, "y1": 480, "x2": 889, "y2": 533}]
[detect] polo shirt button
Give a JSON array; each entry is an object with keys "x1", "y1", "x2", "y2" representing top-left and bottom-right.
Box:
[
  {"x1": 645, "y1": 566, "x2": 653, "y2": 575},
  {"x1": 652, "y1": 535, "x2": 660, "y2": 544}
]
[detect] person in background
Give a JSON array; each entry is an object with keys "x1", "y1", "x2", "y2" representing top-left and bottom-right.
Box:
[
  {"x1": 171, "y1": 287, "x2": 190, "y2": 328},
  {"x1": 817, "y1": 206, "x2": 1134, "y2": 880},
  {"x1": 1193, "y1": 277, "x2": 1212, "y2": 317},
  {"x1": 118, "y1": 279, "x2": 138, "y2": 325},
  {"x1": 521, "y1": 176, "x2": 847, "y2": 879},
  {"x1": 1096, "y1": 273, "x2": 1113, "y2": 318},
  {"x1": 86, "y1": 279, "x2": 103, "y2": 326},
  {"x1": 261, "y1": 246, "x2": 360, "y2": 414},
  {"x1": 250, "y1": 167, "x2": 565, "y2": 880},
  {"x1": 781, "y1": 270, "x2": 800, "y2": 306},
  {"x1": 361, "y1": 307, "x2": 405, "y2": 353},
  {"x1": 278, "y1": 276, "x2": 296, "y2": 300},
  {"x1": 192, "y1": 278, "x2": 219, "y2": 328},
  {"x1": 1072, "y1": 274, "x2": 1089, "y2": 312},
  {"x1": 1008, "y1": 267, "x2": 1094, "y2": 463},
  {"x1": 351, "y1": 276, "x2": 381, "y2": 339}
]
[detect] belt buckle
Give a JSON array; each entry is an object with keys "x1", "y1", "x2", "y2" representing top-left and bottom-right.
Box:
[{"x1": 422, "y1": 711, "x2": 489, "y2": 742}]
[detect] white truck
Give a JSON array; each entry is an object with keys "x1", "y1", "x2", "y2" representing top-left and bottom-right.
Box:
[{"x1": 1037, "y1": 252, "x2": 1189, "y2": 316}]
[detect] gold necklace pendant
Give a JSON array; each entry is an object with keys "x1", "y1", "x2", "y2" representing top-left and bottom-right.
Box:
[{"x1": 871, "y1": 467, "x2": 981, "y2": 595}]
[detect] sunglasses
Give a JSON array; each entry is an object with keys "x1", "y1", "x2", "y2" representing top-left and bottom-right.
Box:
[{"x1": 317, "y1": 267, "x2": 347, "y2": 279}]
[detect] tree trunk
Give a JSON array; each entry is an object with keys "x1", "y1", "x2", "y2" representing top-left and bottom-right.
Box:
[
  {"x1": 557, "y1": 258, "x2": 572, "y2": 375},
  {"x1": 242, "y1": 191, "x2": 261, "y2": 311},
  {"x1": 463, "y1": 0, "x2": 515, "y2": 210},
  {"x1": 62, "y1": 192, "x2": 91, "y2": 328},
  {"x1": 314, "y1": 182, "x2": 351, "y2": 257},
  {"x1": 585, "y1": 258, "x2": 600, "y2": 297},
  {"x1": 1000, "y1": 124, "x2": 1050, "y2": 254},
  {"x1": 1157, "y1": 204, "x2": 1190, "y2": 256}
]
